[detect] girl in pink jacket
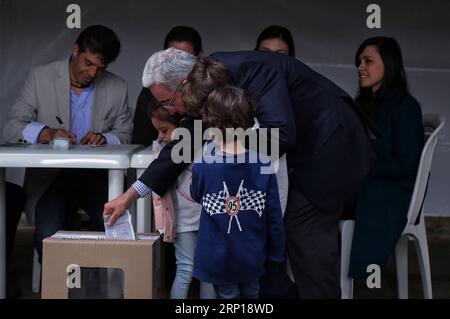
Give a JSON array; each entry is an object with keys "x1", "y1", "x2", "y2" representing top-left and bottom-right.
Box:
[{"x1": 150, "y1": 104, "x2": 215, "y2": 299}]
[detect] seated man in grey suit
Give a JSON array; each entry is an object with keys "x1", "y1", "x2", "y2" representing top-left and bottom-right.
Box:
[{"x1": 3, "y1": 25, "x2": 132, "y2": 262}]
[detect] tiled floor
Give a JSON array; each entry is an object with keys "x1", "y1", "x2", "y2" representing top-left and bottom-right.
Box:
[{"x1": 6, "y1": 216, "x2": 450, "y2": 299}]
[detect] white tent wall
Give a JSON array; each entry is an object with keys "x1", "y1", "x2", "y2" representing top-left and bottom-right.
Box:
[{"x1": 1, "y1": 0, "x2": 449, "y2": 215}]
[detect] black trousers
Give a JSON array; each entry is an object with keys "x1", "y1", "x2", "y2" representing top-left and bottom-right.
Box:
[
  {"x1": 5, "y1": 182, "x2": 25, "y2": 263},
  {"x1": 34, "y1": 169, "x2": 108, "y2": 263},
  {"x1": 284, "y1": 188, "x2": 341, "y2": 298}
]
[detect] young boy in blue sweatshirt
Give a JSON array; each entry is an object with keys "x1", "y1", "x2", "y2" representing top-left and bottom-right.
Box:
[{"x1": 190, "y1": 86, "x2": 285, "y2": 299}]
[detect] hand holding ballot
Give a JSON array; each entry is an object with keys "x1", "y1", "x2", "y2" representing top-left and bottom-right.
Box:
[
  {"x1": 103, "y1": 186, "x2": 141, "y2": 226},
  {"x1": 104, "y1": 209, "x2": 135, "y2": 240}
]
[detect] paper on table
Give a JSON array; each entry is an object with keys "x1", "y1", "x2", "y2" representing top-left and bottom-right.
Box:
[
  {"x1": 135, "y1": 234, "x2": 160, "y2": 241},
  {"x1": 50, "y1": 231, "x2": 158, "y2": 241},
  {"x1": 51, "y1": 232, "x2": 106, "y2": 240},
  {"x1": 104, "y1": 210, "x2": 136, "y2": 240}
]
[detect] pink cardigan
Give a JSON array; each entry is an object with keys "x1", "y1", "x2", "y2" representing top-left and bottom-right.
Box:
[
  {"x1": 152, "y1": 190, "x2": 176, "y2": 243},
  {"x1": 151, "y1": 142, "x2": 176, "y2": 242}
]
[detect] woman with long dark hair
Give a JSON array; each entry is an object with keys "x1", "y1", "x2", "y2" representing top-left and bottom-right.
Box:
[
  {"x1": 255, "y1": 25, "x2": 295, "y2": 57},
  {"x1": 349, "y1": 37, "x2": 424, "y2": 280}
]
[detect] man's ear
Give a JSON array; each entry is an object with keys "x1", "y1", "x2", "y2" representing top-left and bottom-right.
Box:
[{"x1": 197, "y1": 49, "x2": 205, "y2": 58}]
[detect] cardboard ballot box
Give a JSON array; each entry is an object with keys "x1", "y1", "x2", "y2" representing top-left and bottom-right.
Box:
[{"x1": 42, "y1": 231, "x2": 163, "y2": 299}]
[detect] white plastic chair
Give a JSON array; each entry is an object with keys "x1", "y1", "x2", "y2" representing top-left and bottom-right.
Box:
[
  {"x1": 394, "y1": 113, "x2": 445, "y2": 299},
  {"x1": 286, "y1": 219, "x2": 355, "y2": 299},
  {"x1": 339, "y1": 219, "x2": 355, "y2": 299},
  {"x1": 287, "y1": 114, "x2": 445, "y2": 299}
]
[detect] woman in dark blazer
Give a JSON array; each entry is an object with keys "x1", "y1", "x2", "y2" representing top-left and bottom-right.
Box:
[{"x1": 349, "y1": 37, "x2": 425, "y2": 280}]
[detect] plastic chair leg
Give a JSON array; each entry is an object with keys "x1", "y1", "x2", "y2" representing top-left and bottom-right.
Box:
[
  {"x1": 395, "y1": 235, "x2": 409, "y2": 299},
  {"x1": 414, "y1": 225, "x2": 433, "y2": 299},
  {"x1": 339, "y1": 220, "x2": 354, "y2": 299}
]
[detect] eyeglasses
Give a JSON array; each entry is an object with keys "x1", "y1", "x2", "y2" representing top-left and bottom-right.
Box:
[
  {"x1": 160, "y1": 79, "x2": 187, "y2": 113},
  {"x1": 161, "y1": 79, "x2": 186, "y2": 112}
]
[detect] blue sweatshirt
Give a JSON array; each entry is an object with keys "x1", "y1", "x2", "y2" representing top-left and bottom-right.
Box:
[{"x1": 190, "y1": 149, "x2": 285, "y2": 285}]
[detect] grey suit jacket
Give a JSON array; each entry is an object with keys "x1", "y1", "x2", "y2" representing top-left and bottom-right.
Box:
[
  {"x1": 2, "y1": 59, "x2": 132, "y2": 222},
  {"x1": 3, "y1": 59, "x2": 131, "y2": 144}
]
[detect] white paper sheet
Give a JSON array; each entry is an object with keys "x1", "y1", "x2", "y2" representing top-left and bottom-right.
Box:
[
  {"x1": 135, "y1": 234, "x2": 160, "y2": 241},
  {"x1": 51, "y1": 232, "x2": 106, "y2": 240},
  {"x1": 103, "y1": 210, "x2": 136, "y2": 240}
]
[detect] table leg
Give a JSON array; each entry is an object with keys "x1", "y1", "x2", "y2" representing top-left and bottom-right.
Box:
[
  {"x1": 136, "y1": 169, "x2": 152, "y2": 233},
  {"x1": 0, "y1": 168, "x2": 6, "y2": 299},
  {"x1": 107, "y1": 169, "x2": 125, "y2": 298},
  {"x1": 108, "y1": 169, "x2": 124, "y2": 201}
]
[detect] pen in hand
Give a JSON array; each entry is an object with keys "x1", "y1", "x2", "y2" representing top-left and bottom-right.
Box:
[
  {"x1": 56, "y1": 116, "x2": 65, "y2": 129},
  {"x1": 55, "y1": 116, "x2": 76, "y2": 143}
]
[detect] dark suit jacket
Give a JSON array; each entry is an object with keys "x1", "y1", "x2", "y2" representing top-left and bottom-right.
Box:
[
  {"x1": 349, "y1": 89, "x2": 424, "y2": 280},
  {"x1": 139, "y1": 51, "x2": 375, "y2": 214},
  {"x1": 132, "y1": 87, "x2": 159, "y2": 146}
]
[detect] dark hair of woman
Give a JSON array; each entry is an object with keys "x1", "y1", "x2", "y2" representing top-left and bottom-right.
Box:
[
  {"x1": 355, "y1": 36, "x2": 409, "y2": 115},
  {"x1": 255, "y1": 25, "x2": 295, "y2": 57}
]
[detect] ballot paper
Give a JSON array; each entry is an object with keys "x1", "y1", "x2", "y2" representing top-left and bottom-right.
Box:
[{"x1": 103, "y1": 210, "x2": 136, "y2": 240}]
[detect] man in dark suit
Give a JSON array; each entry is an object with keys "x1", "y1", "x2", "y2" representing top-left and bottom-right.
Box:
[{"x1": 105, "y1": 48, "x2": 375, "y2": 298}]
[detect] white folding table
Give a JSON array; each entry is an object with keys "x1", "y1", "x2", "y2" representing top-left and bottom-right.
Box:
[{"x1": 0, "y1": 144, "x2": 143, "y2": 298}]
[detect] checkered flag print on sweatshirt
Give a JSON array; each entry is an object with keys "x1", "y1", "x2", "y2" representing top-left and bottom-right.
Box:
[{"x1": 201, "y1": 180, "x2": 266, "y2": 233}]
